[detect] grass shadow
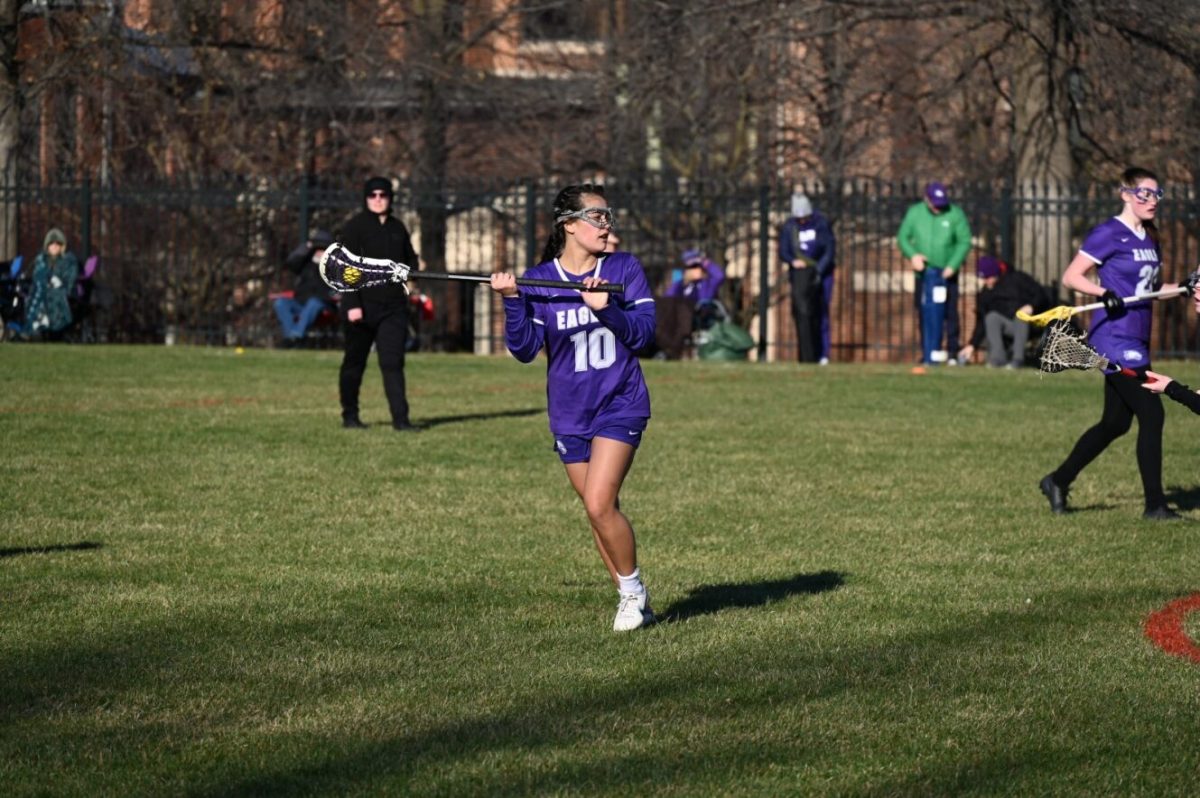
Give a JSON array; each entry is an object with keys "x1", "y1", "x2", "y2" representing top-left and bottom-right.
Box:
[
  {"x1": 11, "y1": 582, "x2": 1173, "y2": 797},
  {"x1": 417, "y1": 407, "x2": 543, "y2": 429},
  {"x1": 1166, "y1": 484, "x2": 1200, "y2": 511},
  {"x1": 192, "y1": 584, "x2": 1147, "y2": 798},
  {"x1": 0, "y1": 541, "x2": 103, "y2": 559},
  {"x1": 660, "y1": 570, "x2": 845, "y2": 623}
]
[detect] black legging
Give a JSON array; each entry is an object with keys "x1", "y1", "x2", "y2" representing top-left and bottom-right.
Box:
[
  {"x1": 1052, "y1": 368, "x2": 1165, "y2": 510},
  {"x1": 339, "y1": 306, "x2": 410, "y2": 426}
]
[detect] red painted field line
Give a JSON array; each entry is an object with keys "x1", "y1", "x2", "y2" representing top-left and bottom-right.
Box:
[{"x1": 1144, "y1": 593, "x2": 1200, "y2": 663}]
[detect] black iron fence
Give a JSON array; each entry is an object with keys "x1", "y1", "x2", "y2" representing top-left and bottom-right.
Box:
[{"x1": 3, "y1": 177, "x2": 1199, "y2": 360}]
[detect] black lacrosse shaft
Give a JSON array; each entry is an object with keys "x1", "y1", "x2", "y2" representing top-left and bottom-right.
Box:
[{"x1": 414, "y1": 272, "x2": 623, "y2": 293}]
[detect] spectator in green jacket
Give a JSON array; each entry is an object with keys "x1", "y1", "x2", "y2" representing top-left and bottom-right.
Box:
[
  {"x1": 896, "y1": 182, "x2": 973, "y2": 363},
  {"x1": 23, "y1": 227, "x2": 79, "y2": 341}
]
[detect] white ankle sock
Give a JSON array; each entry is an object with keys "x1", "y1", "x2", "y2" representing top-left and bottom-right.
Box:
[{"x1": 617, "y1": 568, "x2": 645, "y2": 598}]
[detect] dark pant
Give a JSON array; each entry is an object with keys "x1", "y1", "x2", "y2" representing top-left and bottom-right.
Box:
[
  {"x1": 817, "y1": 271, "x2": 834, "y2": 361},
  {"x1": 1051, "y1": 368, "x2": 1165, "y2": 510},
  {"x1": 339, "y1": 307, "x2": 410, "y2": 426},
  {"x1": 789, "y1": 268, "x2": 821, "y2": 363},
  {"x1": 912, "y1": 273, "x2": 959, "y2": 356},
  {"x1": 984, "y1": 312, "x2": 1030, "y2": 367},
  {"x1": 655, "y1": 296, "x2": 695, "y2": 360}
]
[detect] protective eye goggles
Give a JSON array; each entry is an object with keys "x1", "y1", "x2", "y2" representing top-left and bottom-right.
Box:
[
  {"x1": 556, "y1": 206, "x2": 615, "y2": 229},
  {"x1": 1121, "y1": 186, "x2": 1164, "y2": 203}
]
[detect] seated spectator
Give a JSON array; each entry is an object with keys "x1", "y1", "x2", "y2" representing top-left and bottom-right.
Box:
[
  {"x1": 654, "y1": 249, "x2": 725, "y2": 360},
  {"x1": 667, "y1": 249, "x2": 725, "y2": 305},
  {"x1": 274, "y1": 229, "x2": 336, "y2": 347},
  {"x1": 23, "y1": 228, "x2": 79, "y2": 341},
  {"x1": 957, "y1": 255, "x2": 1047, "y2": 368}
]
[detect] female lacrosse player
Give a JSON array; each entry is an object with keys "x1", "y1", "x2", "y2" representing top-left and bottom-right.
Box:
[
  {"x1": 490, "y1": 184, "x2": 657, "y2": 631},
  {"x1": 1040, "y1": 167, "x2": 1181, "y2": 520}
]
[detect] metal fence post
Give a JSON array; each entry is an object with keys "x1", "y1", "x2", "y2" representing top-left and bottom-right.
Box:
[
  {"x1": 758, "y1": 184, "x2": 770, "y2": 362},
  {"x1": 80, "y1": 178, "x2": 91, "y2": 260},
  {"x1": 524, "y1": 179, "x2": 537, "y2": 270},
  {"x1": 298, "y1": 177, "x2": 310, "y2": 243},
  {"x1": 999, "y1": 182, "x2": 1013, "y2": 265}
]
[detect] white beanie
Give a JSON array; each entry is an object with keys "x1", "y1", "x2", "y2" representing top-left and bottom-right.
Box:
[{"x1": 791, "y1": 193, "x2": 813, "y2": 218}]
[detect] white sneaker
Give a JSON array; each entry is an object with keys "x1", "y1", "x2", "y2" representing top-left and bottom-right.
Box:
[
  {"x1": 818, "y1": 357, "x2": 829, "y2": 366},
  {"x1": 612, "y1": 591, "x2": 655, "y2": 632}
]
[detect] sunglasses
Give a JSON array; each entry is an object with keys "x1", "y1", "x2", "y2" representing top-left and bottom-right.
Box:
[
  {"x1": 367, "y1": 191, "x2": 390, "y2": 199},
  {"x1": 556, "y1": 206, "x2": 615, "y2": 229},
  {"x1": 1121, "y1": 186, "x2": 1164, "y2": 203}
]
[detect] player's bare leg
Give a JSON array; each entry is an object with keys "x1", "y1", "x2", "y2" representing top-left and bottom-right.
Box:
[
  {"x1": 563, "y1": 458, "x2": 611, "y2": 576},
  {"x1": 565, "y1": 438, "x2": 637, "y2": 580},
  {"x1": 564, "y1": 438, "x2": 652, "y2": 630}
]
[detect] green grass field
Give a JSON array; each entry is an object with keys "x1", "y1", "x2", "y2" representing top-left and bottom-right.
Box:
[{"x1": 4, "y1": 345, "x2": 1200, "y2": 796}]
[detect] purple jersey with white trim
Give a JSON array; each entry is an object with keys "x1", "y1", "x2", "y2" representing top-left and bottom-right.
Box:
[
  {"x1": 501, "y1": 252, "x2": 655, "y2": 436},
  {"x1": 1078, "y1": 217, "x2": 1161, "y2": 368}
]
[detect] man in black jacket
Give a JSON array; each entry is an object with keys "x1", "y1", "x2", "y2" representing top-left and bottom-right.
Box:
[
  {"x1": 337, "y1": 176, "x2": 420, "y2": 431},
  {"x1": 957, "y1": 255, "x2": 1047, "y2": 369}
]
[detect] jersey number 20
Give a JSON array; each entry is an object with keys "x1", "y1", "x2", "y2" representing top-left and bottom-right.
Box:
[
  {"x1": 1136, "y1": 264, "x2": 1160, "y2": 296},
  {"x1": 569, "y1": 328, "x2": 616, "y2": 372}
]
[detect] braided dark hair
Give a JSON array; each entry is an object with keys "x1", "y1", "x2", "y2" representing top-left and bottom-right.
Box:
[
  {"x1": 540, "y1": 183, "x2": 606, "y2": 263},
  {"x1": 1122, "y1": 166, "x2": 1161, "y2": 248}
]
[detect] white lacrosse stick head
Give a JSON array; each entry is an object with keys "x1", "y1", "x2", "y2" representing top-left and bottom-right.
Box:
[{"x1": 1037, "y1": 320, "x2": 1112, "y2": 375}]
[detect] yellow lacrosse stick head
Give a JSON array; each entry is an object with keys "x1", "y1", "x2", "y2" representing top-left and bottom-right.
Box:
[{"x1": 1016, "y1": 305, "x2": 1075, "y2": 328}]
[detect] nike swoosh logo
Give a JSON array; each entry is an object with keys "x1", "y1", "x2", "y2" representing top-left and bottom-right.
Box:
[
  {"x1": 1120, "y1": 237, "x2": 1130, "y2": 242},
  {"x1": 628, "y1": 431, "x2": 640, "y2": 436}
]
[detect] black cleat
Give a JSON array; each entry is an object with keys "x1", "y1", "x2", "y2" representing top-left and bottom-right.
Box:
[
  {"x1": 1039, "y1": 474, "x2": 1069, "y2": 515},
  {"x1": 1143, "y1": 505, "x2": 1183, "y2": 521},
  {"x1": 392, "y1": 422, "x2": 421, "y2": 433},
  {"x1": 342, "y1": 417, "x2": 369, "y2": 429}
]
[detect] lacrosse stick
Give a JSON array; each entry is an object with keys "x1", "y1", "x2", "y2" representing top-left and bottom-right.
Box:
[
  {"x1": 1036, "y1": 319, "x2": 1141, "y2": 379},
  {"x1": 318, "y1": 243, "x2": 624, "y2": 294},
  {"x1": 1017, "y1": 286, "x2": 1187, "y2": 327}
]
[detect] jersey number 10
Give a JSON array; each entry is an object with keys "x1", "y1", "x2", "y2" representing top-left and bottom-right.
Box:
[{"x1": 569, "y1": 328, "x2": 617, "y2": 372}]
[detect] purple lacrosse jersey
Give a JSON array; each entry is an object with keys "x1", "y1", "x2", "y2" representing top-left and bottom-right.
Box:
[
  {"x1": 501, "y1": 252, "x2": 655, "y2": 436},
  {"x1": 1079, "y1": 217, "x2": 1162, "y2": 368}
]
